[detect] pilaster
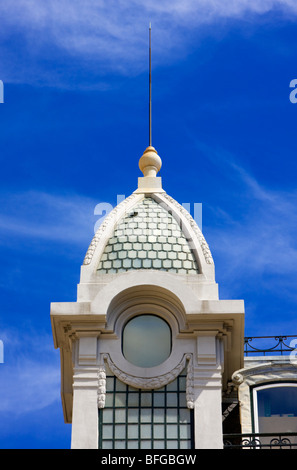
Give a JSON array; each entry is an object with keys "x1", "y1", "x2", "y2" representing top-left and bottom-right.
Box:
[
  {"x1": 71, "y1": 336, "x2": 100, "y2": 449},
  {"x1": 193, "y1": 332, "x2": 224, "y2": 449}
]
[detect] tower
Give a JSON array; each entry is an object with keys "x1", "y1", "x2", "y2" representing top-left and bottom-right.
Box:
[
  {"x1": 50, "y1": 29, "x2": 245, "y2": 449},
  {"x1": 50, "y1": 140, "x2": 245, "y2": 449}
]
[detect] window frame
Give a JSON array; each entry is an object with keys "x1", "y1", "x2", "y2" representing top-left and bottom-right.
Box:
[{"x1": 252, "y1": 382, "x2": 297, "y2": 433}]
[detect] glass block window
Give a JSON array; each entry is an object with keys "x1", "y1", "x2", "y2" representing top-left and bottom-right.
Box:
[{"x1": 98, "y1": 369, "x2": 194, "y2": 449}]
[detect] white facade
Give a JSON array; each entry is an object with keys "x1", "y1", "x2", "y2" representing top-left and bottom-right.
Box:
[{"x1": 51, "y1": 145, "x2": 245, "y2": 449}]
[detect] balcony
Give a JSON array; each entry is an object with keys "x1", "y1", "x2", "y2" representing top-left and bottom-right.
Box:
[
  {"x1": 223, "y1": 433, "x2": 297, "y2": 449},
  {"x1": 244, "y1": 335, "x2": 297, "y2": 357}
]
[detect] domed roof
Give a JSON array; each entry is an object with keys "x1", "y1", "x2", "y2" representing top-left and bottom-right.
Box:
[
  {"x1": 82, "y1": 146, "x2": 214, "y2": 279},
  {"x1": 97, "y1": 196, "x2": 199, "y2": 274}
]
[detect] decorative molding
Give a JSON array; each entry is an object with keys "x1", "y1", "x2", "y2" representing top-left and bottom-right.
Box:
[
  {"x1": 103, "y1": 353, "x2": 185, "y2": 389},
  {"x1": 83, "y1": 193, "x2": 139, "y2": 265},
  {"x1": 161, "y1": 193, "x2": 214, "y2": 265},
  {"x1": 62, "y1": 323, "x2": 78, "y2": 352},
  {"x1": 97, "y1": 365, "x2": 106, "y2": 409},
  {"x1": 232, "y1": 372, "x2": 244, "y2": 386},
  {"x1": 102, "y1": 353, "x2": 194, "y2": 409},
  {"x1": 185, "y1": 354, "x2": 195, "y2": 409},
  {"x1": 232, "y1": 360, "x2": 297, "y2": 387}
]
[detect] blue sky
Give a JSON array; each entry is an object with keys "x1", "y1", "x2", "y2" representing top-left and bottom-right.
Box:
[{"x1": 0, "y1": 0, "x2": 297, "y2": 449}]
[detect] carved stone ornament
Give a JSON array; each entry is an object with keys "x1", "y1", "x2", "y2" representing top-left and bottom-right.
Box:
[
  {"x1": 232, "y1": 361, "x2": 297, "y2": 388},
  {"x1": 231, "y1": 372, "x2": 244, "y2": 386},
  {"x1": 100, "y1": 353, "x2": 194, "y2": 409},
  {"x1": 185, "y1": 354, "x2": 195, "y2": 409},
  {"x1": 97, "y1": 365, "x2": 107, "y2": 409},
  {"x1": 62, "y1": 323, "x2": 78, "y2": 352}
]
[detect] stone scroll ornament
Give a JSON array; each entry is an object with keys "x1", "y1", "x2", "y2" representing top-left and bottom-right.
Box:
[{"x1": 98, "y1": 353, "x2": 194, "y2": 410}]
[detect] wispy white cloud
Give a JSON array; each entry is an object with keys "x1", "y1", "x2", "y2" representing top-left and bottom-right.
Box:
[
  {"x1": 0, "y1": 328, "x2": 60, "y2": 414},
  {"x1": 0, "y1": 190, "x2": 101, "y2": 248},
  {"x1": 0, "y1": 359, "x2": 60, "y2": 414},
  {"x1": 1, "y1": 0, "x2": 297, "y2": 86}
]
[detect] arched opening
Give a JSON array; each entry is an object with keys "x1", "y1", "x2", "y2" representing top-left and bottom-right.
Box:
[{"x1": 106, "y1": 283, "x2": 187, "y2": 334}]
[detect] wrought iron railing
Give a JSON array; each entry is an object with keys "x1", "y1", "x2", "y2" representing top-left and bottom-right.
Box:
[
  {"x1": 223, "y1": 433, "x2": 297, "y2": 449},
  {"x1": 244, "y1": 335, "x2": 297, "y2": 356}
]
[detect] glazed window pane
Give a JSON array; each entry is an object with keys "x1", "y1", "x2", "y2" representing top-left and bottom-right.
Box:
[{"x1": 122, "y1": 315, "x2": 171, "y2": 367}]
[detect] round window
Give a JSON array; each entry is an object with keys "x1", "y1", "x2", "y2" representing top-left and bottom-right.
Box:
[{"x1": 122, "y1": 315, "x2": 171, "y2": 368}]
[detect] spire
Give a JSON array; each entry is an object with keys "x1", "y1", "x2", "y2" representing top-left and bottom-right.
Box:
[
  {"x1": 149, "y1": 22, "x2": 152, "y2": 148},
  {"x1": 138, "y1": 24, "x2": 162, "y2": 184}
]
